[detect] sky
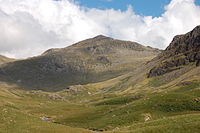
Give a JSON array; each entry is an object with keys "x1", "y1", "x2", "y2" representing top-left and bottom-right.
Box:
[
  {"x1": 76, "y1": 0, "x2": 171, "y2": 17},
  {"x1": 0, "y1": 0, "x2": 200, "y2": 58},
  {"x1": 77, "y1": 0, "x2": 200, "y2": 15}
]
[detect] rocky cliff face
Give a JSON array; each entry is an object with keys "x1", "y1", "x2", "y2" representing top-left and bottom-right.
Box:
[
  {"x1": 148, "y1": 26, "x2": 200, "y2": 77},
  {"x1": 0, "y1": 35, "x2": 160, "y2": 91}
]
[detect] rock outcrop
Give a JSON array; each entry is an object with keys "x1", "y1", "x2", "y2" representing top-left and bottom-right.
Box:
[{"x1": 148, "y1": 26, "x2": 200, "y2": 78}]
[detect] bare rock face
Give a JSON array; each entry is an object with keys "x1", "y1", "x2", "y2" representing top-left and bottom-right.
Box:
[{"x1": 148, "y1": 26, "x2": 200, "y2": 78}]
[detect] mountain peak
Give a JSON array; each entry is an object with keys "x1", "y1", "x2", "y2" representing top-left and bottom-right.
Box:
[
  {"x1": 90, "y1": 35, "x2": 112, "y2": 41},
  {"x1": 0, "y1": 36, "x2": 160, "y2": 91},
  {"x1": 93, "y1": 35, "x2": 109, "y2": 39}
]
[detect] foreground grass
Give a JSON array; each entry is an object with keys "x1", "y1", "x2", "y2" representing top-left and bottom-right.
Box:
[
  {"x1": 106, "y1": 113, "x2": 200, "y2": 133},
  {"x1": 0, "y1": 85, "x2": 91, "y2": 133},
  {"x1": 0, "y1": 107, "x2": 91, "y2": 133},
  {"x1": 53, "y1": 81, "x2": 200, "y2": 131}
]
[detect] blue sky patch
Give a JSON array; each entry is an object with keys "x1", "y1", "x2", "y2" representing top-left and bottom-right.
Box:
[
  {"x1": 75, "y1": 0, "x2": 200, "y2": 17},
  {"x1": 76, "y1": 0, "x2": 171, "y2": 17}
]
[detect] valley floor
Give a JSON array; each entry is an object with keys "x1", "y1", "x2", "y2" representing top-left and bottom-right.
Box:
[{"x1": 0, "y1": 70, "x2": 200, "y2": 133}]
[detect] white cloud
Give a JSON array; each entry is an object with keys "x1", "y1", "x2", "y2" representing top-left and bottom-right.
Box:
[{"x1": 0, "y1": 0, "x2": 200, "y2": 58}]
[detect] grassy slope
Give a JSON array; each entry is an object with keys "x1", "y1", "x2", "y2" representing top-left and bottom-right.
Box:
[
  {"x1": 54, "y1": 65, "x2": 200, "y2": 131},
  {"x1": 106, "y1": 113, "x2": 200, "y2": 133},
  {"x1": 0, "y1": 83, "x2": 91, "y2": 133},
  {"x1": 0, "y1": 65, "x2": 200, "y2": 133}
]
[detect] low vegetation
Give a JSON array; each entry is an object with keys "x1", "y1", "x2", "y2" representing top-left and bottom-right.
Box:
[{"x1": 0, "y1": 67, "x2": 200, "y2": 132}]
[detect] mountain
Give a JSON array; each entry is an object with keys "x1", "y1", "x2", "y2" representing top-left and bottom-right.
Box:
[
  {"x1": 86, "y1": 26, "x2": 200, "y2": 94},
  {"x1": 148, "y1": 26, "x2": 200, "y2": 77},
  {"x1": 57, "y1": 26, "x2": 200, "y2": 132},
  {"x1": 0, "y1": 27, "x2": 200, "y2": 133},
  {"x1": 0, "y1": 35, "x2": 160, "y2": 91},
  {"x1": 0, "y1": 55, "x2": 15, "y2": 65}
]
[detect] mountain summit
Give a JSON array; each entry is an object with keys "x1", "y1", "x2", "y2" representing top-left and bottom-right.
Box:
[{"x1": 0, "y1": 36, "x2": 160, "y2": 91}]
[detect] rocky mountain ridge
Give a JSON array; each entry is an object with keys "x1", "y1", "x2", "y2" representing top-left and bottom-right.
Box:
[{"x1": 148, "y1": 26, "x2": 200, "y2": 77}]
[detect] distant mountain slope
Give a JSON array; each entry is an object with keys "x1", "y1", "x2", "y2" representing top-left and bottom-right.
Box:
[
  {"x1": 0, "y1": 35, "x2": 160, "y2": 91},
  {"x1": 0, "y1": 55, "x2": 15, "y2": 65}
]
